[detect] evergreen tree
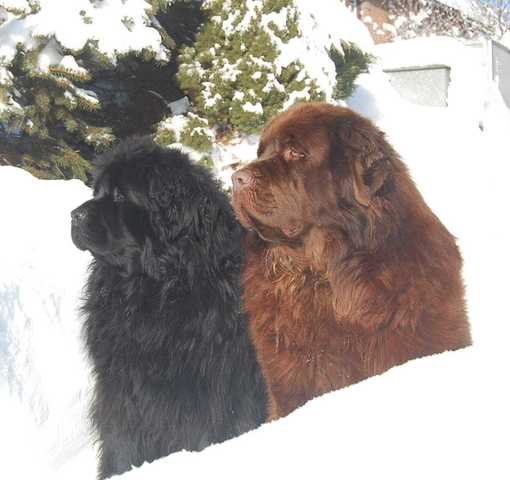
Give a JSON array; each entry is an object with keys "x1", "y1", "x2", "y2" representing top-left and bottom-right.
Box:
[
  {"x1": 1, "y1": 0, "x2": 374, "y2": 180},
  {"x1": 161, "y1": 0, "x2": 374, "y2": 155},
  {"x1": 329, "y1": 41, "x2": 374, "y2": 100},
  {"x1": 176, "y1": 0, "x2": 325, "y2": 139},
  {"x1": 0, "y1": 0, "x2": 176, "y2": 181}
]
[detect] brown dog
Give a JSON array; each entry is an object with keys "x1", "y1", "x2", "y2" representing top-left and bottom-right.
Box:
[{"x1": 231, "y1": 102, "x2": 471, "y2": 420}]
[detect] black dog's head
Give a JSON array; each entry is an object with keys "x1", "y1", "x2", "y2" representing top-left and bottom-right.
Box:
[{"x1": 71, "y1": 136, "x2": 239, "y2": 279}]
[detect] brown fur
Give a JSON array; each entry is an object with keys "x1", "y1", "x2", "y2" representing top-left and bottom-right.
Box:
[{"x1": 231, "y1": 102, "x2": 471, "y2": 420}]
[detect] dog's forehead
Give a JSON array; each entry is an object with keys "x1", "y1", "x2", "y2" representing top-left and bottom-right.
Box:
[
  {"x1": 93, "y1": 166, "x2": 114, "y2": 195},
  {"x1": 259, "y1": 122, "x2": 331, "y2": 161},
  {"x1": 93, "y1": 161, "x2": 129, "y2": 197},
  {"x1": 92, "y1": 172, "x2": 108, "y2": 196},
  {"x1": 261, "y1": 103, "x2": 358, "y2": 148},
  {"x1": 262, "y1": 111, "x2": 339, "y2": 150}
]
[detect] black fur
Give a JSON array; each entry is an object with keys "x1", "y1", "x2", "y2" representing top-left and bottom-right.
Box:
[{"x1": 71, "y1": 137, "x2": 267, "y2": 479}]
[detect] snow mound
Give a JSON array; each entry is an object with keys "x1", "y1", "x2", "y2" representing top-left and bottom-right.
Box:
[
  {"x1": 0, "y1": 167, "x2": 95, "y2": 479},
  {"x1": 375, "y1": 36, "x2": 489, "y2": 120},
  {"x1": 121, "y1": 348, "x2": 507, "y2": 480}
]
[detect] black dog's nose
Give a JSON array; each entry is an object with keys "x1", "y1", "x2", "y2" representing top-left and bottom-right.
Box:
[
  {"x1": 71, "y1": 206, "x2": 87, "y2": 223},
  {"x1": 232, "y1": 169, "x2": 253, "y2": 191}
]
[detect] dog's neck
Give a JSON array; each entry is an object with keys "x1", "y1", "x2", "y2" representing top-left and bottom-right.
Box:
[
  {"x1": 249, "y1": 227, "x2": 345, "y2": 280},
  {"x1": 251, "y1": 210, "x2": 419, "y2": 287},
  {"x1": 249, "y1": 169, "x2": 437, "y2": 283}
]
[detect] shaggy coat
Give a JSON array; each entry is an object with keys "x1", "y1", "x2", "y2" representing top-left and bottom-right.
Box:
[
  {"x1": 231, "y1": 102, "x2": 471, "y2": 420},
  {"x1": 71, "y1": 137, "x2": 267, "y2": 479}
]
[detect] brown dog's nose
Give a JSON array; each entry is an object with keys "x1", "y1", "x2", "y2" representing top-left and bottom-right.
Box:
[{"x1": 232, "y1": 169, "x2": 253, "y2": 191}]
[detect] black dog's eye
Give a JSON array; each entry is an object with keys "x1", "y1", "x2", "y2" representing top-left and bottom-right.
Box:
[{"x1": 113, "y1": 189, "x2": 125, "y2": 203}]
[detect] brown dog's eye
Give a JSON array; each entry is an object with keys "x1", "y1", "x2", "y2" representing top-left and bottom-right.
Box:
[{"x1": 284, "y1": 146, "x2": 305, "y2": 162}]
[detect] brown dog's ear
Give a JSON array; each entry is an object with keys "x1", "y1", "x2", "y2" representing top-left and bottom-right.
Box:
[
  {"x1": 351, "y1": 150, "x2": 388, "y2": 207},
  {"x1": 283, "y1": 144, "x2": 305, "y2": 162},
  {"x1": 338, "y1": 121, "x2": 390, "y2": 207}
]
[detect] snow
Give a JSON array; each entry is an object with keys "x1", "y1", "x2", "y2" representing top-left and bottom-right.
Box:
[
  {"x1": 0, "y1": 167, "x2": 95, "y2": 479},
  {"x1": 0, "y1": 0, "x2": 31, "y2": 12},
  {"x1": 74, "y1": 87, "x2": 99, "y2": 106},
  {"x1": 210, "y1": 134, "x2": 260, "y2": 186},
  {"x1": 38, "y1": 39, "x2": 64, "y2": 72},
  {"x1": 279, "y1": 0, "x2": 374, "y2": 101},
  {"x1": 375, "y1": 36, "x2": 490, "y2": 122},
  {"x1": 30, "y1": 0, "x2": 168, "y2": 62},
  {"x1": 1, "y1": 7, "x2": 510, "y2": 480},
  {"x1": 0, "y1": 0, "x2": 170, "y2": 92},
  {"x1": 502, "y1": 31, "x2": 510, "y2": 49},
  {"x1": 58, "y1": 56, "x2": 90, "y2": 78},
  {"x1": 122, "y1": 351, "x2": 508, "y2": 479},
  {"x1": 241, "y1": 101, "x2": 263, "y2": 114}
]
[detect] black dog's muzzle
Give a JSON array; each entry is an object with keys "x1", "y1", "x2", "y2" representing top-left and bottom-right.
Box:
[{"x1": 70, "y1": 200, "x2": 106, "y2": 252}]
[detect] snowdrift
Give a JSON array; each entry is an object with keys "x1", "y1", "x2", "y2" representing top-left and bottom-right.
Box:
[{"x1": 0, "y1": 167, "x2": 95, "y2": 478}]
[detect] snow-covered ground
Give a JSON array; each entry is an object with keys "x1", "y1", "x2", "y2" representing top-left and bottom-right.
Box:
[
  {"x1": 0, "y1": 168, "x2": 95, "y2": 479},
  {"x1": 2, "y1": 14, "x2": 510, "y2": 480}
]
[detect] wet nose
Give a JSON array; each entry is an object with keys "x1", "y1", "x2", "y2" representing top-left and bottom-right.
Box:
[
  {"x1": 232, "y1": 169, "x2": 253, "y2": 191},
  {"x1": 71, "y1": 206, "x2": 87, "y2": 224}
]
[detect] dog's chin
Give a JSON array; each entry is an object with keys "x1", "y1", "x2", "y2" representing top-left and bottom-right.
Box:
[
  {"x1": 238, "y1": 208, "x2": 303, "y2": 246},
  {"x1": 71, "y1": 227, "x2": 109, "y2": 256},
  {"x1": 71, "y1": 226, "x2": 91, "y2": 252},
  {"x1": 90, "y1": 248, "x2": 143, "y2": 278}
]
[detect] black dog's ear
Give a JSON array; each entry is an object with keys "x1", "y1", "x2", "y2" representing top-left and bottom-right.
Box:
[
  {"x1": 192, "y1": 195, "x2": 241, "y2": 260},
  {"x1": 139, "y1": 182, "x2": 239, "y2": 280}
]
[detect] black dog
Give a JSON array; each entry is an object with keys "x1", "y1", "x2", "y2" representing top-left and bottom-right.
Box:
[{"x1": 71, "y1": 137, "x2": 267, "y2": 479}]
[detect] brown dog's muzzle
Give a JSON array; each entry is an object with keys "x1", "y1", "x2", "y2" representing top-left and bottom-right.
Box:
[
  {"x1": 231, "y1": 168, "x2": 254, "y2": 194},
  {"x1": 231, "y1": 164, "x2": 305, "y2": 244},
  {"x1": 231, "y1": 166, "x2": 255, "y2": 231}
]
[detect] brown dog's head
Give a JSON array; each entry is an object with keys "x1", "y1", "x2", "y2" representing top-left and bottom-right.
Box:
[{"x1": 231, "y1": 102, "x2": 400, "y2": 247}]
